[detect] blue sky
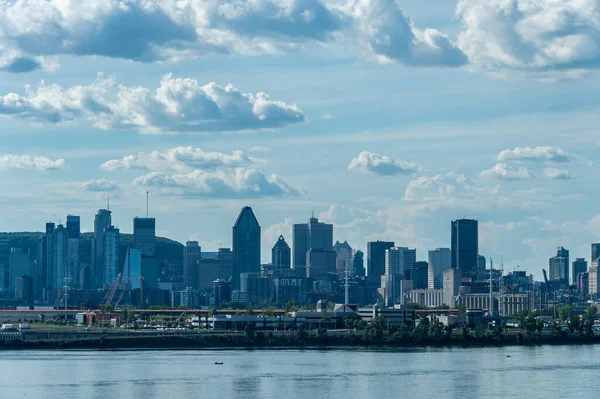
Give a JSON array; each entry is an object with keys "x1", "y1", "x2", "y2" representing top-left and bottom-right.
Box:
[{"x1": 1, "y1": 0, "x2": 600, "y2": 279}]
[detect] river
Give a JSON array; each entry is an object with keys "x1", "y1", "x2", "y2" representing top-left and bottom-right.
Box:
[{"x1": 0, "y1": 345, "x2": 595, "y2": 398}]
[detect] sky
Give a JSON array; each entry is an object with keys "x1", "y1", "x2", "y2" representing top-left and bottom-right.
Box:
[{"x1": 1, "y1": 0, "x2": 600, "y2": 279}]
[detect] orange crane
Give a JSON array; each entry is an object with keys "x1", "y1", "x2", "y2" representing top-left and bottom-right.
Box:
[{"x1": 101, "y1": 273, "x2": 123, "y2": 306}]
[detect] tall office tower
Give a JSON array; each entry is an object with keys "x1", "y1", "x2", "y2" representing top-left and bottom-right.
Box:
[
  {"x1": 549, "y1": 246, "x2": 569, "y2": 283},
  {"x1": 53, "y1": 224, "x2": 68, "y2": 289},
  {"x1": 572, "y1": 258, "x2": 587, "y2": 286},
  {"x1": 589, "y1": 266, "x2": 599, "y2": 296},
  {"x1": 367, "y1": 241, "x2": 395, "y2": 302},
  {"x1": 93, "y1": 209, "x2": 112, "y2": 288},
  {"x1": 103, "y1": 226, "x2": 120, "y2": 286},
  {"x1": 443, "y1": 268, "x2": 460, "y2": 307},
  {"x1": 478, "y1": 255, "x2": 486, "y2": 270},
  {"x1": 9, "y1": 248, "x2": 31, "y2": 295},
  {"x1": 133, "y1": 217, "x2": 156, "y2": 257},
  {"x1": 592, "y1": 243, "x2": 600, "y2": 265},
  {"x1": 232, "y1": 206, "x2": 261, "y2": 290},
  {"x1": 412, "y1": 261, "x2": 429, "y2": 290},
  {"x1": 218, "y1": 248, "x2": 234, "y2": 281},
  {"x1": 292, "y1": 215, "x2": 334, "y2": 269},
  {"x1": 0, "y1": 239, "x2": 9, "y2": 290},
  {"x1": 197, "y1": 258, "x2": 221, "y2": 291},
  {"x1": 183, "y1": 241, "x2": 201, "y2": 289},
  {"x1": 383, "y1": 247, "x2": 416, "y2": 305},
  {"x1": 36, "y1": 236, "x2": 46, "y2": 299},
  {"x1": 352, "y1": 250, "x2": 365, "y2": 277},
  {"x1": 66, "y1": 215, "x2": 80, "y2": 287},
  {"x1": 334, "y1": 241, "x2": 353, "y2": 275},
  {"x1": 577, "y1": 271, "x2": 589, "y2": 296},
  {"x1": 272, "y1": 235, "x2": 291, "y2": 271},
  {"x1": 451, "y1": 219, "x2": 479, "y2": 278},
  {"x1": 428, "y1": 248, "x2": 451, "y2": 290},
  {"x1": 122, "y1": 247, "x2": 142, "y2": 290},
  {"x1": 44, "y1": 222, "x2": 55, "y2": 292},
  {"x1": 306, "y1": 248, "x2": 337, "y2": 278}
]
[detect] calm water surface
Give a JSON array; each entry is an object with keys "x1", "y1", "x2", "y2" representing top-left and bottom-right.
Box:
[{"x1": 0, "y1": 345, "x2": 596, "y2": 398}]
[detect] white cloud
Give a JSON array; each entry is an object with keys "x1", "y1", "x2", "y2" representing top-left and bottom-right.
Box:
[
  {"x1": 321, "y1": 111, "x2": 335, "y2": 120},
  {"x1": 248, "y1": 146, "x2": 271, "y2": 153},
  {"x1": 544, "y1": 168, "x2": 573, "y2": 180},
  {"x1": 347, "y1": 0, "x2": 467, "y2": 67},
  {"x1": 0, "y1": 154, "x2": 66, "y2": 170},
  {"x1": 0, "y1": 74, "x2": 307, "y2": 134},
  {"x1": 480, "y1": 163, "x2": 534, "y2": 181},
  {"x1": 101, "y1": 146, "x2": 258, "y2": 172},
  {"x1": 79, "y1": 178, "x2": 119, "y2": 192},
  {"x1": 132, "y1": 168, "x2": 300, "y2": 198},
  {"x1": 456, "y1": 0, "x2": 600, "y2": 77},
  {"x1": 262, "y1": 217, "x2": 294, "y2": 262},
  {"x1": 404, "y1": 172, "x2": 475, "y2": 201},
  {"x1": 348, "y1": 151, "x2": 421, "y2": 176},
  {"x1": 497, "y1": 146, "x2": 574, "y2": 163}
]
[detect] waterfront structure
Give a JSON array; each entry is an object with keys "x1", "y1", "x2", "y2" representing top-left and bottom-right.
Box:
[
  {"x1": 549, "y1": 246, "x2": 569, "y2": 283},
  {"x1": 451, "y1": 219, "x2": 478, "y2": 278},
  {"x1": 292, "y1": 215, "x2": 333, "y2": 270},
  {"x1": 572, "y1": 258, "x2": 587, "y2": 286},
  {"x1": 66, "y1": 215, "x2": 80, "y2": 288},
  {"x1": 272, "y1": 235, "x2": 291, "y2": 271},
  {"x1": 93, "y1": 209, "x2": 111, "y2": 288},
  {"x1": 428, "y1": 248, "x2": 451, "y2": 290},
  {"x1": 103, "y1": 226, "x2": 120, "y2": 286},
  {"x1": 232, "y1": 206, "x2": 261, "y2": 290},
  {"x1": 367, "y1": 241, "x2": 394, "y2": 301},
  {"x1": 183, "y1": 241, "x2": 201, "y2": 289}
]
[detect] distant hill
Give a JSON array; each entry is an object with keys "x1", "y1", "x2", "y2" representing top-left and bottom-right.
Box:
[{"x1": 0, "y1": 232, "x2": 184, "y2": 281}]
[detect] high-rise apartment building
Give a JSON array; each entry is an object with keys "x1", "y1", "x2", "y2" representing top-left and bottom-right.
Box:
[
  {"x1": 428, "y1": 248, "x2": 451, "y2": 290},
  {"x1": 232, "y1": 206, "x2": 261, "y2": 290},
  {"x1": 292, "y1": 215, "x2": 333, "y2": 269},
  {"x1": 549, "y1": 246, "x2": 569, "y2": 283},
  {"x1": 93, "y1": 209, "x2": 111, "y2": 288},
  {"x1": 9, "y1": 248, "x2": 31, "y2": 295},
  {"x1": 352, "y1": 250, "x2": 365, "y2": 277},
  {"x1": 451, "y1": 219, "x2": 478, "y2": 278},
  {"x1": 412, "y1": 261, "x2": 429, "y2": 290},
  {"x1": 53, "y1": 224, "x2": 68, "y2": 289},
  {"x1": 103, "y1": 226, "x2": 120, "y2": 286},
  {"x1": 572, "y1": 258, "x2": 587, "y2": 286},
  {"x1": 592, "y1": 243, "x2": 600, "y2": 264},
  {"x1": 218, "y1": 248, "x2": 233, "y2": 281},
  {"x1": 44, "y1": 223, "x2": 55, "y2": 292},
  {"x1": 272, "y1": 235, "x2": 291, "y2": 271},
  {"x1": 334, "y1": 241, "x2": 352, "y2": 275},
  {"x1": 184, "y1": 241, "x2": 201, "y2": 289},
  {"x1": 383, "y1": 247, "x2": 416, "y2": 306}
]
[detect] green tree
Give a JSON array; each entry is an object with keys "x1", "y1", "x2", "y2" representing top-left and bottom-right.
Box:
[
  {"x1": 284, "y1": 301, "x2": 298, "y2": 315},
  {"x1": 244, "y1": 322, "x2": 256, "y2": 339},
  {"x1": 316, "y1": 326, "x2": 328, "y2": 341},
  {"x1": 100, "y1": 304, "x2": 114, "y2": 314},
  {"x1": 584, "y1": 306, "x2": 598, "y2": 322},
  {"x1": 246, "y1": 305, "x2": 255, "y2": 315},
  {"x1": 412, "y1": 322, "x2": 429, "y2": 342},
  {"x1": 558, "y1": 305, "x2": 571, "y2": 322},
  {"x1": 296, "y1": 323, "x2": 308, "y2": 343},
  {"x1": 428, "y1": 317, "x2": 445, "y2": 341}
]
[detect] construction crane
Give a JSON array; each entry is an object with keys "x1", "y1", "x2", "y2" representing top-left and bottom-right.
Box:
[
  {"x1": 542, "y1": 269, "x2": 555, "y2": 319},
  {"x1": 53, "y1": 214, "x2": 62, "y2": 225},
  {"x1": 101, "y1": 273, "x2": 123, "y2": 306},
  {"x1": 115, "y1": 279, "x2": 131, "y2": 308}
]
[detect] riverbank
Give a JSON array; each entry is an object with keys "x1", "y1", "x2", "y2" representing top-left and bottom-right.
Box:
[{"x1": 3, "y1": 331, "x2": 600, "y2": 350}]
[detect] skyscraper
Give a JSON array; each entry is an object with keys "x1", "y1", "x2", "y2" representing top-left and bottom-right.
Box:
[
  {"x1": 103, "y1": 226, "x2": 120, "y2": 286},
  {"x1": 66, "y1": 215, "x2": 80, "y2": 287},
  {"x1": 53, "y1": 224, "x2": 68, "y2": 289},
  {"x1": 572, "y1": 258, "x2": 587, "y2": 286},
  {"x1": 549, "y1": 246, "x2": 569, "y2": 283},
  {"x1": 451, "y1": 219, "x2": 479, "y2": 278},
  {"x1": 218, "y1": 248, "x2": 234, "y2": 281},
  {"x1": 93, "y1": 209, "x2": 112, "y2": 288},
  {"x1": 232, "y1": 206, "x2": 261, "y2": 290},
  {"x1": 352, "y1": 250, "x2": 365, "y2": 277},
  {"x1": 184, "y1": 241, "x2": 201, "y2": 289},
  {"x1": 122, "y1": 247, "x2": 142, "y2": 290},
  {"x1": 592, "y1": 243, "x2": 600, "y2": 264},
  {"x1": 292, "y1": 215, "x2": 333, "y2": 269},
  {"x1": 44, "y1": 222, "x2": 55, "y2": 292},
  {"x1": 9, "y1": 248, "x2": 31, "y2": 295},
  {"x1": 0, "y1": 239, "x2": 9, "y2": 290},
  {"x1": 383, "y1": 247, "x2": 416, "y2": 305},
  {"x1": 271, "y1": 235, "x2": 291, "y2": 271},
  {"x1": 428, "y1": 248, "x2": 451, "y2": 290},
  {"x1": 133, "y1": 217, "x2": 156, "y2": 257},
  {"x1": 367, "y1": 240, "x2": 394, "y2": 302},
  {"x1": 334, "y1": 241, "x2": 352, "y2": 275}
]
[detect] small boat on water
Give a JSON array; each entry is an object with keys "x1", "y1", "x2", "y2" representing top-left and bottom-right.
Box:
[{"x1": 215, "y1": 362, "x2": 224, "y2": 365}]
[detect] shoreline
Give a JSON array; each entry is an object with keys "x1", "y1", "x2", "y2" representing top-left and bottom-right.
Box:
[{"x1": 2, "y1": 333, "x2": 600, "y2": 351}]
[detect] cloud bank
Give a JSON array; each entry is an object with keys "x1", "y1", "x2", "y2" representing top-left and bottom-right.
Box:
[
  {"x1": 348, "y1": 151, "x2": 421, "y2": 176},
  {"x1": 0, "y1": 154, "x2": 66, "y2": 170}
]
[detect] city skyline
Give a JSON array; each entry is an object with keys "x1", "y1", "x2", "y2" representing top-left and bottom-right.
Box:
[{"x1": 1, "y1": 0, "x2": 600, "y2": 281}]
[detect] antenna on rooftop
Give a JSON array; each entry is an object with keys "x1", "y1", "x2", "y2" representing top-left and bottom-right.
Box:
[
  {"x1": 107, "y1": 193, "x2": 110, "y2": 212},
  {"x1": 146, "y1": 190, "x2": 149, "y2": 218}
]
